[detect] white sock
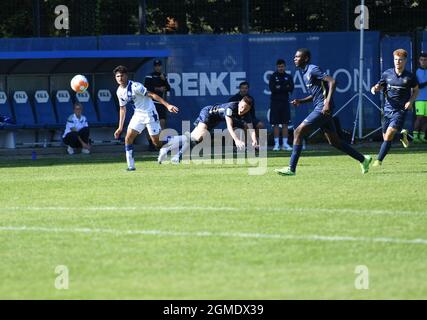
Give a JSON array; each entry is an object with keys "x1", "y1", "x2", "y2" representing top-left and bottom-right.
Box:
[
  {"x1": 175, "y1": 140, "x2": 190, "y2": 159},
  {"x1": 164, "y1": 135, "x2": 186, "y2": 152},
  {"x1": 274, "y1": 137, "x2": 279, "y2": 145},
  {"x1": 126, "y1": 150, "x2": 134, "y2": 168},
  {"x1": 282, "y1": 137, "x2": 288, "y2": 145}
]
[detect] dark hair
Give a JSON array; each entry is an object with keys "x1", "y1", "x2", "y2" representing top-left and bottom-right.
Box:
[
  {"x1": 113, "y1": 65, "x2": 128, "y2": 74},
  {"x1": 73, "y1": 102, "x2": 83, "y2": 109},
  {"x1": 297, "y1": 48, "x2": 311, "y2": 61},
  {"x1": 420, "y1": 52, "x2": 427, "y2": 58},
  {"x1": 276, "y1": 59, "x2": 285, "y2": 65},
  {"x1": 239, "y1": 81, "x2": 249, "y2": 88},
  {"x1": 242, "y1": 95, "x2": 253, "y2": 109}
]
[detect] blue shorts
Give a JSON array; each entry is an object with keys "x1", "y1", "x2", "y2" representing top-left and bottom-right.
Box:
[
  {"x1": 194, "y1": 106, "x2": 221, "y2": 130},
  {"x1": 382, "y1": 110, "x2": 406, "y2": 133},
  {"x1": 302, "y1": 110, "x2": 336, "y2": 133},
  {"x1": 270, "y1": 101, "x2": 290, "y2": 125}
]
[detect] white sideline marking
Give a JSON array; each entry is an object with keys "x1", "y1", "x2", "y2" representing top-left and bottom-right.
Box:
[
  {"x1": 0, "y1": 225, "x2": 426, "y2": 245},
  {"x1": 0, "y1": 206, "x2": 426, "y2": 216}
]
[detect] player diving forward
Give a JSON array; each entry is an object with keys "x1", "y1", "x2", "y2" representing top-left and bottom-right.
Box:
[
  {"x1": 157, "y1": 96, "x2": 258, "y2": 164},
  {"x1": 113, "y1": 65, "x2": 179, "y2": 170}
]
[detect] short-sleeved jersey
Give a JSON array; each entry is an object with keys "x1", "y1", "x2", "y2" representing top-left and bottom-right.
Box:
[
  {"x1": 301, "y1": 64, "x2": 332, "y2": 111},
  {"x1": 228, "y1": 93, "x2": 256, "y2": 119},
  {"x1": 116, "y1": 80, "x2": 157, "y2": 117},
  {"x1": 209, "y1": 102, "x2": 252, "y2": 125},
  {"x1": 415, "y1": 67, "x2": 427, "y2": 101},
  {"x1": 62, "y1": 114, "x2": 88, "y2": 138},
  {"x1": 378, "y1": 68, "x2": 418, "y2": 111}
]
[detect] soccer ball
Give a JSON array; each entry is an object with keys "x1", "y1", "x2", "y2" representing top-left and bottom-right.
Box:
[{"x1": 70, "y1": 75, "x2": 89, "y2": 93}]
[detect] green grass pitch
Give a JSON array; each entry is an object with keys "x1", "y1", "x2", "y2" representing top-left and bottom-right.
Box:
[{"x1": 0, "y1": 146, "x2": 426, "y2": 299}]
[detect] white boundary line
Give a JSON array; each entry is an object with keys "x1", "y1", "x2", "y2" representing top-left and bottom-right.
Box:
[
  {"x1": 0, "y1": 206, "x2": 426, "y2": 216},
  {"x1": 1, "y1": 225, "x2": 426, "y2": 245}
]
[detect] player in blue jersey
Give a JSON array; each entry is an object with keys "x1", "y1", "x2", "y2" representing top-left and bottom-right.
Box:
[
  {"x1": 371, "y1": 49, "x2": 419, "y2": 166},
  {"x1": 413, "y1": 52, "x2": 427, "y2": 143},
  {"x1": 274, "y1": 48, "x2": 372, "y2": 176},
  {"x1": 157, "y1": 96, "x2": 258, "y2": 164}
]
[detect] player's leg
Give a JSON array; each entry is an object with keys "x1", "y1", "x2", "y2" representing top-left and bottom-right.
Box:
[
  {"x1": 63, "y1": 131, "x2": 79, "y2": 154},
  {"x1": 124, "y1": 114, "x2": 146, "y2": 170},
  {"x1": 124, "y1": 128, "x2": 140, "y2": 170},
  {"x1": 413, "y1": 101, "x2": 423, "y2": 143},
  {"x1": 281, "y1": 105, "x2": 292, "y2": 150},
  {"x1": 323, "y1": 130, "x2": 371, "y2": 173},
  {"x1": 275, "y1": 120, "x2": 311, "y2": 176},
  {"x1": 270, "y1": 104, "x2": 282, "y2": 150},
  {"x1": 272, "y1": 125, "x2": 281, "y2": 150},
  {"x1": 419, "y1": 101, "x2": 427, "y2": 142}
]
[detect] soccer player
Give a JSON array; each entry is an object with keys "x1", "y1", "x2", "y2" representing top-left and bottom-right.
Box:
[
  {"x1": 370, "y1": 49, "x2": 419, "y2": 166},
  {"x1": 274, "y1": 48, "x2": 372, "y2": 176},
  {"x1": 269, "y1": 59, "x2": 294, "y2": 151},
  {"x1": 158, "y1": 96, "x2": 258, "y2": 164},
  {"x1": 228, "y1": 81, "x2": 264, "y2": 131},
  {"x1": 413, "y1": 52, "x2": 427, "y2": 143},
  {"x1": 113, "y1": 65, "x2": 179, "y2": 171}
]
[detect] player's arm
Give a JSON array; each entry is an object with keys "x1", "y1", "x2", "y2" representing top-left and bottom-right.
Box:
[
  {"x1": 405, "y1": 85, "x2": 419, "y2": 110},
  {"x1": 246, "y1": 122, "x2": 258, "y2": 147},
  {"x1": 371, "y1": 73, "x2": 387, "y2": 94},
  {"x1": 146, "y1": 91, "x2": 179, "y2": 113},
  {"x1": 291, "y1": 95, "x2": 313, "y2": 106},
  {"x1": 114, "y1": 106, "x2": 126, "y2": 139},
  {"x1": 322, "y1": 75, "x2": 336, "y2": 115},
  {"x1": 225, "y1": 116, "x2": 245, "y2": 150}
]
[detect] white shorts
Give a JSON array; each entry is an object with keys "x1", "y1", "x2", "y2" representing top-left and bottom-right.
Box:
[{"x1": 128, "y1": 114, "x2": 161, "y2": 136}]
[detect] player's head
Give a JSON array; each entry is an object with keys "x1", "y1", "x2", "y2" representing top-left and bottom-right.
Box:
[
  {"x1": 113, "y1": 65, "x2": 128, "y2": 86},
  {"x1": 419, "y1": 52, "x2": 427, "y2": 69},
  {"x1": 276, "y1": 59, "x2": 286, "y2": 73},
  {"x1": 239, "y1": 81, "x2": 249, "y2": 96},
  {"x1": 294, "y1": 48, "x2": 311, "y2": 68},
  {"x1": 393, "y1": 49, "x2": 407, "y2": 70},
  {"x1": 73, "y1": 102, "x2": 83, "y2": 116},
  {"x1": 238, "y1": 95, "x2": 253, "y2": 115},
  {"x1": 153, "y1": 59, "x2": 162, "y2": 72}
]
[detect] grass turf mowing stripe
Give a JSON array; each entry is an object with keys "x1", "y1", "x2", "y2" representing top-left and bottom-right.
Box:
[
  {"x1": 0, "y1": 206, "x2": 426, "y2": 216},
  {"x1": 1, "y1": 225, "x2": 427, "y2": 245}
]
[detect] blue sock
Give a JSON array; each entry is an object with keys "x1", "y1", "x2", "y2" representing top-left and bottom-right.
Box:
[
  {"x1": 377, "y1": 141, "x2": 392, "y2": 161},
  {"x1": 289, "y1": 144, "x2": 303, "y2": 172},
  {"x1": 125, "y1": 144, "x2": 133, "y2": 152},
  {"x1": 338, "y1": 142, "x2": 365, "y2": 163}
]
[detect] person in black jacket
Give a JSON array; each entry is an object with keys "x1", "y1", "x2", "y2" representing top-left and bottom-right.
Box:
[
  {"x1": 269, "y1": 59, "x2": 294, "y2": 151},
  {"x1": 144, "y1": 59, "x2": 171, "y2": 130}
]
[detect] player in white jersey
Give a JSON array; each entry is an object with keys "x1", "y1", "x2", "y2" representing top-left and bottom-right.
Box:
[{"x1": 113, "y1": 65, "x2": 179, "y2": 170}]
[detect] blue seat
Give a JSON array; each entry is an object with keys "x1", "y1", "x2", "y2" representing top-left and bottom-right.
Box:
[
  {"x1": 96, "y1": 89, "x2": 118, "y2": 126},
  {"x1": 11, "y1": 91, "x2": 38, "y2": 128},
  {"x1": 75, "y1": 91, "x2": 99, "y2": 125},
  {"x1": 0, "y1": 91, "x2": 14, "y2": 120},
  {"x1": 0, "y1": 91, "x2": 19, "y2": 129},
  {"x1": 33, "y1": 90, "x2": 59, "y2": 128},
  {"x1": 54, "y1": 90, "x2": 74, "y2": 125}
]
